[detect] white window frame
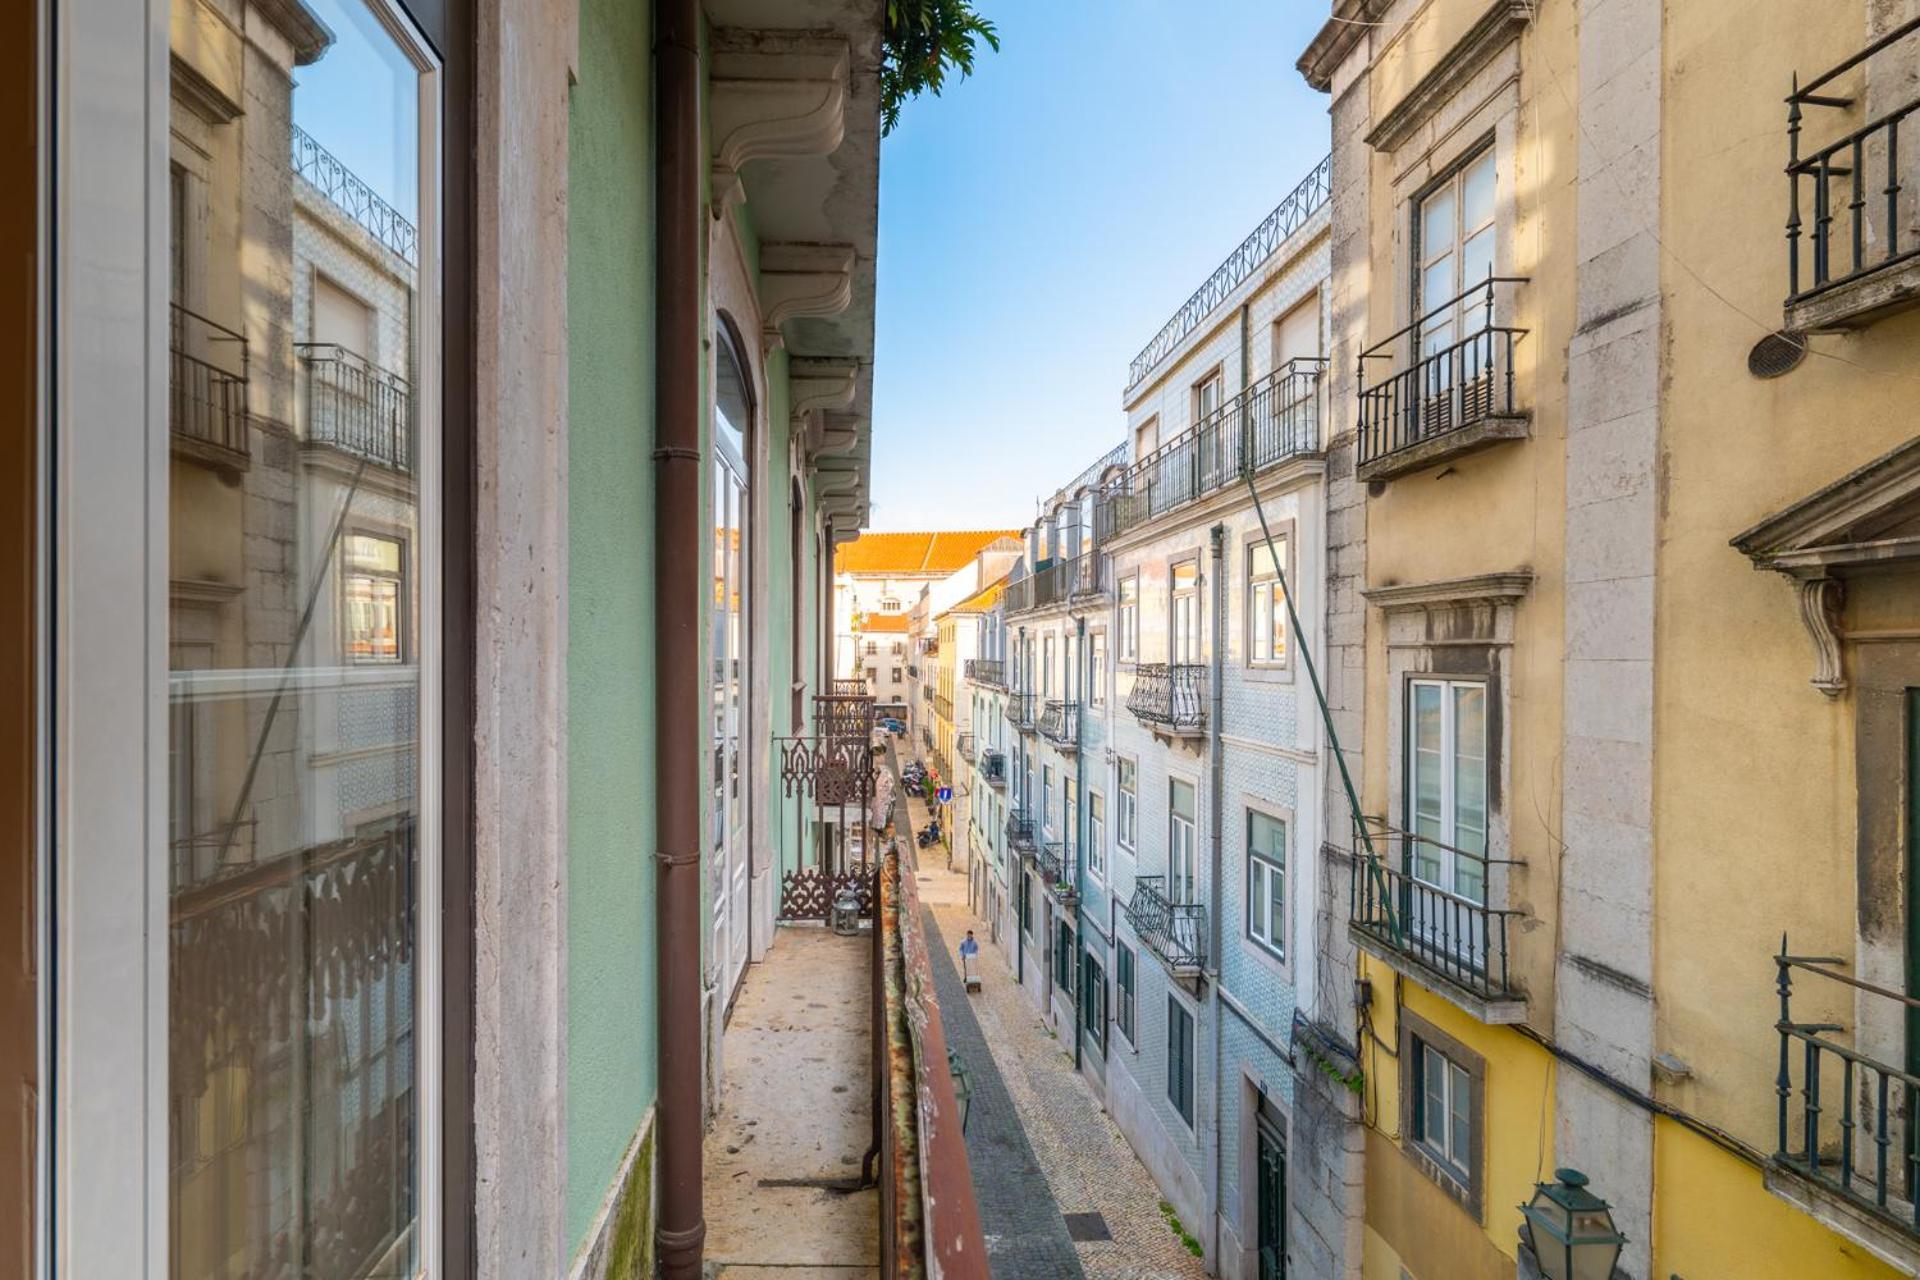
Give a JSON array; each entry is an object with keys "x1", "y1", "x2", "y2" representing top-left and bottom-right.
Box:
[
  {"x1": 1247, "y1": 533, "x2": 1289, "y2": 670},
  {"x1": 1406, "y1": 676, "x2": 1489, "y2": 905},
  {"x1": 1117, "y1": 574, "x2": 1139, "y2": 662},
  {"x1": 1246, "y1": 809, "x2": 1287, "y2": 959},
  {"x1": 1414, "y1": 144, "x2": 1498, "y2": 361},
  {"x1": 1088, "y1": 790, "x2": 1106, "y2": 881},
  {"x1": 1414, "y1": 1036, "x2": 1474, "y2": 1185},
  {"x1": 1170, "y1": 556, "x2": 1201, "y2": 665},
  {"x1": 1089, "y1": 630, "x2": 1107, "y2": 706},
  {"x1": 1116, "y1": 756, "x2": 1138, "y2": 853},
  {"x1": 1168, "y1": 777, "x2": 1197, "y2": 904}
]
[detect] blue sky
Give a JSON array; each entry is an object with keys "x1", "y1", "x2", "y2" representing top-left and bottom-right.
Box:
[{"x1": 867, "y1": 1, "x2": 1335, "y2": 532}]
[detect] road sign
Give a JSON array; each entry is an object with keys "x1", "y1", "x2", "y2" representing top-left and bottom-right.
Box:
[{"x1": 937, "y1": 786, "x2": 953, "y2": 805}]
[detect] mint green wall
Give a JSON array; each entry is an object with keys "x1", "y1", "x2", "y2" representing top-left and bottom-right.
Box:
[{"x1": 565, "y1": 0, "x2": 656, "y2": 1251}]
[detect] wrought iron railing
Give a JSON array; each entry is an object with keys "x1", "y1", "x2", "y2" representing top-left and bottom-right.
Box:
[
  {"x1": 1008, "y1": 552, "x2": 1108, "y2": 616},
  {"x1": 831, "y1": 677, "x2": 867, "y2": 696},
  {"x1": 956, "y1": 731, "x2": 974, "y2": 760},
  {"x1": 1005, "y1": 809, "x2": 1037, "y2": 853},
  {"x1": 965, "y1": 658, "x2": 1005, "y2": 689},
  {"x1": 169, "y1": 302, "x2": 250, "y2": 461},
  {"x1": 291, "y1": 124, "x2": 419, "y2": 265},
  {"x1": 933, "y1": 692, "x2": 953, "y2": 721},
  {"x1": 297, "y1": 343, "x2": 412, "y2": 472},
  {"x1": 1008, "y1": 691, "x2": 1037, "y2": 732},
  {"x1": 1126, "y1": 663, "x2": 1206, "y2": 734},
  {"x1": 1348, "y1": 849, "x2": 1522, "y2": 1004},
  {"x1": 980, "y1": 751, "x2": 1007, "y2": 787},
  {"x1": 1357, "y1": 276, "x2": 1528, "y2": 468},
  {"x1": 1038, "y1": 700, "x2": 1079, "y2": 751},
  {"x1": 1128, "y1": 155, "x2": 1332, "y2": 390},
  {"x1": 1125, "y1": 875, "x2": 1205, "y2": 977},
  {"x1": 1774, "y1": 943, "x2": 1920, "y2": 1237},
  {"x1": 1098, "y1": 360, "x2": 1326, "y2": 542},
  {"x1": 1037, "y1": 842, "x2": 1075, "y2": 903},
  {"x1": 1787, "y1": 17, "x2": 1920, "y2": 305}
]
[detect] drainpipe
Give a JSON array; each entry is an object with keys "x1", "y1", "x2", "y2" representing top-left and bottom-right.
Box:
[
  {"x1": 1072, "y1": 613, "x2": 1087, "y2": 1075},
  {"x1": 1207, "y1": 523, "x2": 1227, "y2": 1268},
  {"x1": 654, "y1": 0, "x2": 705, "y2": 1273},
  {"x1": 1016, "y1": 625, "x2": 1026, "y2": 989}
]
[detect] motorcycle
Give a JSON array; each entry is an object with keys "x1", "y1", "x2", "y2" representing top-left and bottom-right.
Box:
[{"x1": 916, "y1": 821, "x2": 943, "y2": 848}]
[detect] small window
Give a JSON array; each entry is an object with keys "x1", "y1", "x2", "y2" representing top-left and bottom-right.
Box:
[
  {"x1": 1413, "y1": 1037, "x2": 1473, "y2": 1183},
  {"x1": 1117, "y1": 757, "x2": 1138, "y2": 851},
  {"x1": 1168, "y1": 995, "x2": 1195, "y2": 1124},
  {"x1": 1193, "y1": 369, "x2": 1224, "y2": 428},
  {"x1": 1088, "y1": 791, "x2": 1106, "y2": 880},
  {"x1": 343, "y1": 532, "x2": 405, "y2": 664},
  {"x1": 1171, "y1": 559, "x2": 1201, "y2": 664},
  {"x1": 892, "y1": 641, "x2": 904, "y2": 655},
  {"x1": 1118, "y1": 575, "x2": 1139, "y2": 661},
  {"x1": 892, "y1": 668, "x2": 903, "y2": 682},
  {"x1": 1055, "y1": 920, "x2": 1074, "y2": 992},
  {"x1": 1090, "y1": 632, "x2": 1108, "y2": 706},
  {"x1": 1080, "y1": 953, "x2": 1107, "y2": 1055},
  {"x1": 1020, "y1": 871, "x2": 1033, "y2": 937},
  {"x1": 1248, "y1": 535, "x2": 1289, "y2": 668},
  {"x1": 1064, "y1": 776, "x2": 1078, "y2": 864},
  {"x1": 1247, "y1": 810, "x2": 1286, "y2": 957},
  {"x1": 1135, "y1": 415, "x2": 1159, "y2": 459},
  {"x1": 1169, "y1": 777, "x2": 1197, "y2": 903},
  {"x1": 1042, "y1": 765, "x2": 1055, "y2": 835},
  {"x1": 1116, "y1": 945, "x2": 1136, "y2": 1043},
  {"x1": 866, "y1": 641, "x2": 878, "y2": 655}
]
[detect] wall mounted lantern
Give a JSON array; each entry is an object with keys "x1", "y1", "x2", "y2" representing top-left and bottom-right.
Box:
[{"x1": 1520, "y1": 1168, "x2": 1625, "y2": 1280}]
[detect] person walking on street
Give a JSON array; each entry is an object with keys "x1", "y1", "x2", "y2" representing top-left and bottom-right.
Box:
[{"x1": 959, "y1": 929, "x2": 981, "y2": 992}]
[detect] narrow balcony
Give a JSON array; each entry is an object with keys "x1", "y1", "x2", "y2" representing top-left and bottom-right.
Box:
[
  {"x1": 1037, "y1": 841, "x2": 1076, "y2": 906},
  {"x1": 956, "y1": 731, "x2": 974, "y2": 760},
  {"x1": 1767, "y1": 943, "x2": 1920, "y2": 1274},
  {"x1": 1097, "y1": 358, "x2": 1326, "y2": 543},
  {"x1": 1037, "y1": 700, "x2": 1080, "y2": 752},
  {"x1": 964, "y1": 658, "x2": 1005, "y2": 689},
  {"x1": 980, "y1": 750, "x2": 1007, "y2": 788},
  {"x1": 1126, "y1": 663, "x2": 1206, "y2": 738},
  {"x1": 1008, "y1": 691, "x2": 1037, "y2": 733},
  {"x1": 1785, "y1": 17, "x2": 1920, "y2": 331},
  {"x1": 830, "y1": 677, "x2": 867, "y2": 697},
  {"x1": 1005, "y1": 808, "x2": 1037, "y2": 853},
  {"x1": 1347, "y1": 840, "x2": 1526, "y2": 1024},
  {"x1": 298, "y1": 343, "x2": 413, "y2": 473},
  {"x1": 1356, "y1": 276, "x2": 1530, "y2": 483},
  {"x1": 1125, "y1": 875, "x2": 1205, "y2": 980},
  {"x1": 169, "y1": 302, "x2": 251, "y2": 472}
]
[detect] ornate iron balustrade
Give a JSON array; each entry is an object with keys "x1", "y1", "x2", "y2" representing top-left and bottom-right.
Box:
[
  {"x1": 1773, "y1": 943, "x2": 1920, "y2": 1238},
  {"x1": 297, "y1": 343, "x2": 413, "y2": 472},
  {"x1": 775, "y1": 698, "x2": 879, "y2": 920},
  {"x1": 1128, "y1": 155, "x2": 1332, "y2": 390},
  {"x1": 169, "y1": 302, "x2": 250, "y2": 462},
  {"x1": 1348, "y1": 851, "x2": 1521, "y2": 1004},
  {"x1": 1005, "y1": 809, "x2": 1037, "y2": 853},
  {"x1": 291, "y1": 124, "x2": 419, "y2": 264},
  {"x1": 1038, "y1": 700, "x2": 1080, "y2": 752},
  {"x1": 980, "y1": 750, "x2": 1007, "y2": 787},
  {"x1": 1008, "y1": 691, "x2": 1038, "y2": 732},
  {"x1": 1037, "y1": 842, "x2": 1075, "y2": 904},
  {"x1": 964, "y1": 658, "x2": 1005, "y2": 689},
  {"x1": 1126, "y1": 663, "x2": 1207, "y2": 735},
  {"x1": 814, "y1": 692, "x2": 877, "y2": 746},
  {"x1": 956, "y1": 731, "x2": 974, "y2": 760},
  {"x1": 831, "y1": 677, "x2": 867, "y2": 696},
  {"x1": 1097, "y1": 360, "x2": 1327, "y2": 543},
  {"x1": 1125, "y1": 875, "x2": 1205, "y2": 978},
  {"x1": 1787, "y1": 17, "x2": 1920, "y2": 305},
  {"x1": 1356, "y1": 276, "x2": 1529, "y2": 468}
]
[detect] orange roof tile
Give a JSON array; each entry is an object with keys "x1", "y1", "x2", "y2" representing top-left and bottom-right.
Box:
[
  {"x1": 943, "y1": 575, "x2": 1008, "y2": 618},
  {"x1": 835, "y1": 529, "x2": 1023, "y2": 576},
  {"x1": 856, "y1": 612, "x2": 911, "y2": 633}
]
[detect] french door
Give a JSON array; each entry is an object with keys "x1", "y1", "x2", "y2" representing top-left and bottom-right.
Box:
[
  {"x1": 712, "y1": 322, "x2": 753, "y2": 1005},
  {"x1": 1407, "y1": 678, "x2": 1489, "y2": 968},
  {"x1": 1256, "y1": 1112, "x2": 1287, "y2": 1280}
]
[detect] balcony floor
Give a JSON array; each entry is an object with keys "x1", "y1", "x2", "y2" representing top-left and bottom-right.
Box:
[{"x1": 703, "y1": 925, "x2": 879, "y2": 1277}]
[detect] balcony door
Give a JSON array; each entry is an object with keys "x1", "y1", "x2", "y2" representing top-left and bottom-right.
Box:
[
  {"x1": 1414, "y1": 148, "x2": 1497, "y2": 426},
  {"x1": 712, "y1": 317, "x2": 753, "y2": 1007},
  {"x1": 1408, "y1": 678, "x2": 1489, "y2": 968},
  {"x1": 1171, "y1": 560, "x2": 1201, "y2": 665},
  {"x1": 1169, "y1": 778, "x2": 1197, "y2": 905}
]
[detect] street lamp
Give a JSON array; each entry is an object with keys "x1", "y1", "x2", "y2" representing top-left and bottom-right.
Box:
[{"x1": 1519, "y1": 1168, "x2": 1626, "y2": 1280}]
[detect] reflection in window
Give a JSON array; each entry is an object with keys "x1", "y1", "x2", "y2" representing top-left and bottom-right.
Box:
[{"x1": 166, "y1": 0, "x2": 430, "y2": 1274}]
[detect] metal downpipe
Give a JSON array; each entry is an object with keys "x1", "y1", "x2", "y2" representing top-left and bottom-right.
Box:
[
  {"x1": 654, "y1": 0, "x2": 705, "y2": 1271},
  {"x1": 1072, "y1": 614, "x2": 1086, "y2": 1075},
  {"x1": 1207, "y1": 523, "x2": 1227, "y2": 1268}
]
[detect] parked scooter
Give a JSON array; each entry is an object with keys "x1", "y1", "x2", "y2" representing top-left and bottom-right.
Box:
[{"x1": 916, "y1": 820, "x2": 943, "y2": 848}]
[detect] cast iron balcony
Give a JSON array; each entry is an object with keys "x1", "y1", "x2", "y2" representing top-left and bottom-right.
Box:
[
  {"x1": 1125, "y1": 875, "x2": 1205, "y2": 979},
  {"x1": 169, "y1": 302, "x2": 251, "y2": 470},
  {"x1": 1126, "y1": 663, "x2": 1206, "y2": 737},
  {"x1": 1770, "y1": 941, "x2": 1920, "y2": 1264},
  {"x1": 956, "y1": 731, "x2": 974, "y2": 760},
  {"x1": 1347, "y1": 844, "x2": 1525, "y2": 1021},
  {"x1": 292, "y1": 124, "x2": 419, "y2": 264},
  {"x1": 965, "y1": 658, "x2": 1006, "y2": 689},
  {"x1": 298, "y1": 343, "x2": 413, "y2": 473},
  {"x1": 1008, "y1": 691, "x2": 1038, "y2": 733},
  {"x1": 1097, "y1": 359, "x2": 1326, "y2": 543},
  {"x1": 1356, "y1": 276, "x2": 1530, "y2": 483},
  {"x1": 1786, "y1": 17, "x2": 1920, "y2": 331},
  {"x1": 1038, "y1": 700, "x2": 1080, "y2": 752},
  {"x1": 1037, "y1": 842, "x2": 1076, "y2": 905},
  {"x1": 1005, "y1": 809, "x2": 1037, "y2": 853},
  {"x1": 980, "y1": 750, "x2": 1007, "y2": 788}
]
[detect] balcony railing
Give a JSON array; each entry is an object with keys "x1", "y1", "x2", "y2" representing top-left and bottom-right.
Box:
[
  {"x1": 1038, "y1": 700, "x2": 1079, "y2": 751},
  {"x1": 933, "y1": 692, "x2": 953, "y2": 721},
  {"x1": 1008, "y1": 691, "x2": 1037, "y2": 732},
  {"x1": 1125, "y1": 875, "x2": 1205, "y2": 978},
  {"x1": 297, "y1": 343, "x2": 413, "y2": 473},
  {"x1": 830, "y1": 677, "x2": 867, "y2": 696},
  {"x1": 1005, "y1": 809, "x2": 1037, "y2": 853},
  {"x1": 1007, "y1": 552, "x2": 1108, "y2": 616},
  {"x1": 956, "y1": 731, "x2": 975, "y2": 760},
  {"x1": 1786, "y1": 17, "x2": 1920, "y2": 313},
  {"x1": 292, "y1": 124, "x2": 419, "y2": 264},
  {"x1": 1126, "y1": 663, "x2": 1207, "y2": 736},
  {"x1": 1357, "y1": 276, "x2": 1529, "y2": 471},
  {"x1": 1037, "y1": 842, "x2": 1075, "y2": 904},
  {"x1": 169, "y1": 302, "x2": 251, "y2": 464},
  {"x1": 1099, "y1": 360, "x2": 1326, "y2": 543},
  {"x1": 964, "y1": 658, "x2": 1005, "y2": 689},
  {"x1": 980, "y1": 751, "x2": 1007, "y2": 788},
  {"x1": 1348, "y1": 846, "x2": 1522, "y2": 1007}
]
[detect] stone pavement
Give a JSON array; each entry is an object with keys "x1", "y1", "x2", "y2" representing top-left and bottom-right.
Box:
[{"x1": 895, "y1": 749, "x2": 1208, "y2": 1280}]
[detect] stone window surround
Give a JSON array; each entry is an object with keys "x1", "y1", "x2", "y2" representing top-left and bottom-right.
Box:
[
  {"x1": 1397, "y1": 1006, "x2": 1488, "y2": 1223},
  {"x1": 1243, "y1": 520, "x2": 1297, "y2": 682},
  {"x1": 1241, "y1": 794, "x2": 1294, "y2": 979}
]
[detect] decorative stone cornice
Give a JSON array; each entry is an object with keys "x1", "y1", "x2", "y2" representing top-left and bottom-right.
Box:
[
  {"x1": 709, "y1": 31, "x2": 849, "y2": 209},
  {"x1": 1298, "y1": 0, "x2": 1388, "y2": 92},
  {"x1": 1361, "y1": 570, "x2": 1534, "y2": 612},
  {"x1": 790, "y1": 357, "x2": 859, "y2": 423},
  {"x1": 1365, "y1": 0, "x2": 1531, "y2": 153},
  {"x1": 758, "y1": 243, "x2": 856, "y2": 350}
]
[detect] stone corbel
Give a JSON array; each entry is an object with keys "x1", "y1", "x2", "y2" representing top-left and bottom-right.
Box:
[
  {"x1": 790, "y1": 356, "x2": 858, "y2": 431},
  {"x1": 1795, "y1": 576, "x2": 1847, "y2": 697},
  {"x1": 759, "y1": 244, "x2": 856, "y2": 350},
  {"x1": 710, "y1": 33, "x2": 849, "y2": 209}
]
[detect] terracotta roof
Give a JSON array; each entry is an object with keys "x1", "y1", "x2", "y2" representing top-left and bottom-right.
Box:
[
  {"x1": 835, "y1": 529, "x2": 1023, "y2": 576},
  {"x1": 856, "y1": 612, "x2": 911, "y2": 633},
  {"x1": 942, "y1": 575, "x2": 1008, "y2": 619}
]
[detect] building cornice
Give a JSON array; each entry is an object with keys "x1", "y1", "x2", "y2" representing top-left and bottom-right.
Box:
[
  {"x1": 1361, "y1": 570, "x2": 1534, "y2": 611},
  {"x1": 1298, "y1": 0, "x2": 1388, "y2": 93},
  {"x1": 1365, "y1": 0, "x2": 1532, "y2": 153}
]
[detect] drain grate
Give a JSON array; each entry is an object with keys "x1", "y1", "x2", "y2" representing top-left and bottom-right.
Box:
[{"x1": 1063, "y1": 1212, "x2": 1111, "y2": 1242}]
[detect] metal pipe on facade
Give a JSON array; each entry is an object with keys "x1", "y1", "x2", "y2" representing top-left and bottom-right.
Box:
[
  {"x1": 1206, "y1": 523, "x2": 1227, "y2": 1268},
  {"x1": 654, "y1": 0, "x2": 705, "y2": 1271},
  {"x1": 1072, "y1": 613, "x2": 1087, "y2": 1075}
]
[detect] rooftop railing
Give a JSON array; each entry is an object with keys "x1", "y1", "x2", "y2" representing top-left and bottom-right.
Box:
[
  {"x1": 1098, "y1": 360, "x2": 1326, "y2": 542},
  {"x1": 292, "y1": 124, "x2": 419, "y2": 265},
  {"x1": 1126, "y1": 663, "x2": 1207, "y2": 736},
  {"x1": 169, "y1": 302, "x2": 251, "y2": 464},
  {"x1": 297, "y1": 343, "x2": 413, "y2": 473},
  {"x1": 1038, "y1": 700, "x2": 1079, "y2": 752},
  {"x1": 1125, "y1": 875, "x2": 1205, "y2": 978},
  {"x1": 1356, "y1": 276, "x2": 1528, "y2": 469}
]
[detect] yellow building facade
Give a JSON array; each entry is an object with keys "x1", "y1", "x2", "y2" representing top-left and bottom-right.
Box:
[{"x1": 1301, "y1": 2, "x2": 1920, "y2": 1277}]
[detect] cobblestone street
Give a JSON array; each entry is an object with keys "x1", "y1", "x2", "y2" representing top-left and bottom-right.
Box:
[{"x1": 897, "y1": 767, "x2": 1210, "y2": 1280}]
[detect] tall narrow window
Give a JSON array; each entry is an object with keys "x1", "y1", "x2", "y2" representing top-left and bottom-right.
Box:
[
  {"x1": 1408, "y1": 678, "x2": 1489, "y2": 905},
  {"x1": 1088, "y1": 791, "x2": 1106, "y2": 880},
  {"x1": 1171, "y1": 560, "x2": 1201, "y2": 664},
  {"x1": 1080, "y1": 953, "x2": 1107, "y2": 1055},
  {"x1": 1415, "y1": 147, "x2": 1498, "y2": 360},
  {"x1": 1248, "y1": 810, "x2": 1286, "y2": 957},
  {"x1": 1117, "y1": 575, "x2": 1139, "y2": 661},
  {"x1": 1413, "y1": 1035, "x2": 1475, "y2": 1186},
  {"x1": 1168, "y1": 995, "x2": 1195, "y2": 1124},
  {"x1": 1090, "y1": 631, "x2": 1108, "y2": 706},
  {"x1": 1064, "y1": 776, "x2": 1078, "y2": 869},
  {"x1": 1248, "y1": 535, "x2": 1289, "y2": 668},
  {"x1": 343, "y1": 531, "x2": 406, "y2": 663},
  {"x1": 711, "y1": 315, "x2": 755, "y2": 1003},
  {"x1": 1169, "y1": 777, "x2": 1197, "y2": 903},
  {"x1": 1193, "y1": 369, "x2": 1223, "y2": 428},
  {"x1": 1116, "y1": 944, "x2": 1137, "y2": 1043},
  {"x1": 1117, "y1": 758, "x2": 1138, "y2": 851},
  {"x1": 1043, "y1": 764, "x2": 1055, "y2": 836}
]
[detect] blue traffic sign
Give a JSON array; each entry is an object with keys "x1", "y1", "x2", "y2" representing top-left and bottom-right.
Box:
[{"x1": 937, "y1": 786, "x2": 953, "y2": 805}]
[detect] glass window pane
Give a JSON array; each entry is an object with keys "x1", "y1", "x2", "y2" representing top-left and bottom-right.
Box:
[
  {"x1": 1421, "y1": 187, "x2": 1457, "y2": 261},
  {"x1": 1421, "y1": 256, "x2": 1456, "y2": 311},
  {"x1": 1463, "y1": 151, "x2": 1496, "y2": 230},
  {"x1": 169, "y1": 0, "x2": 429, "y2": 1273},
  {"x1": 1461, "y1": 228, "x2": 1495, "y2": 297}
]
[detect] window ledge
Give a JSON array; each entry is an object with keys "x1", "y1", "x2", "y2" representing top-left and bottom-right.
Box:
[
  {"x1": 1787, "y1": 257, "x2": 1920, "y2": 333},
  {"x1": 1764, "y1": 1160, "x2": 1920, "y2": 1276},
  {"x1": 1355, "y1": 412, "x2": 1530, "y2": 484},
  {"x1": 1348, "y1": 922, "x2": 1528, "y2": 1025}
]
